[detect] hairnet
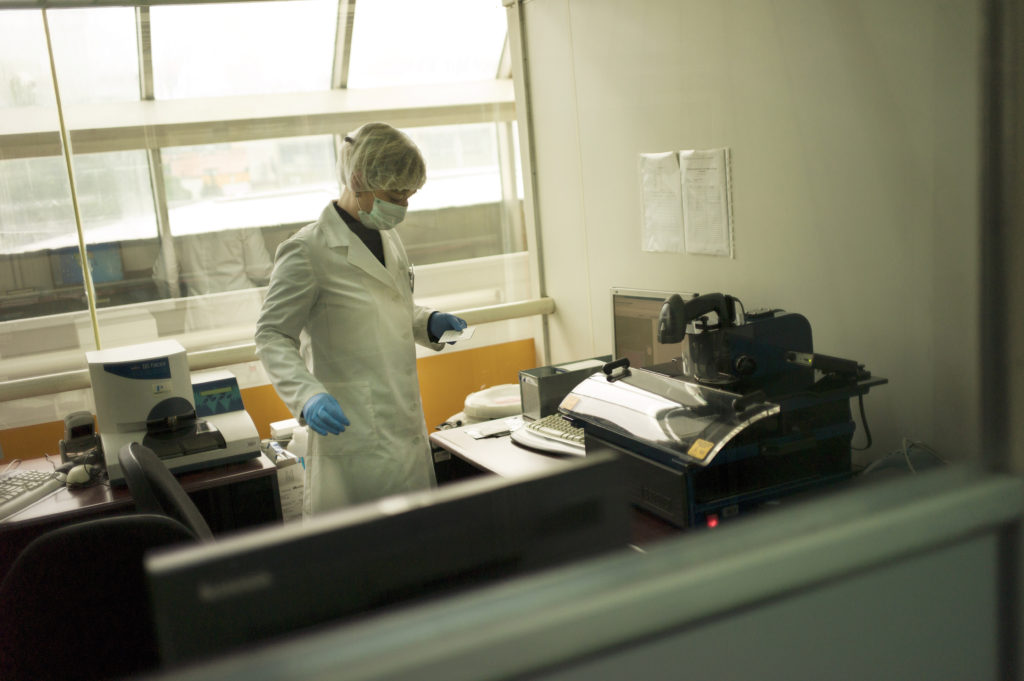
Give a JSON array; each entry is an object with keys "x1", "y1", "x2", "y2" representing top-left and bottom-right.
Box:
[{"x1": 337, "y1": 122, "x2": 427, "y2": 193}]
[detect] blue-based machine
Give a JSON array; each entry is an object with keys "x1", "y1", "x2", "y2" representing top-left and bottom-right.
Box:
[{"x1": 558, "y1": 292, "x2": 886, "y2": 529}]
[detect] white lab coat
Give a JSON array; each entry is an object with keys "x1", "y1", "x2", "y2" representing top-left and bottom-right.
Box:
[
  {"x1": 255, "y1": 203, "x2": 443, "y2": 515},
  {"x1": 155, "y1": 229, "x2": 273, "y2": 297},
  {"x1": 153, "y1": 229, "x2": 273, "y2": 331}
]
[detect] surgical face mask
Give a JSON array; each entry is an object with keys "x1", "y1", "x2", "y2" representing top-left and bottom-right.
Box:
[{"x1": 358, "y1": 198, "x2": 407, "y2": 231}]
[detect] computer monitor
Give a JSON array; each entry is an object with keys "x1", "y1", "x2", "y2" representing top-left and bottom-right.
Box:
[
  {"x1": 610, "y1": 287, "x2": 696, "y2": 371},
  {"x1": 145, "y1": 452, "x2": 631, "y2": 666},
  {"x1": 50, "y1": 242, "x2": 124, "y2": 287},
  {"x1": 142, "y1": 466, "x2": 1020, "y2": 681}
]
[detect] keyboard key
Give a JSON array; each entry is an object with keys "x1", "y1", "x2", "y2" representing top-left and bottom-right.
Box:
[
  {"x1": 509, "y1": 414, "x2": 586, "y2": 456},
  {"x1": 0, "y1": 470, "x2": 65, "y2": 521}
]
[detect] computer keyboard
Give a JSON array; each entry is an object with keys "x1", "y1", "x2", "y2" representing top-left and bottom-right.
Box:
[
  {"x1": 510, "y1": 414, "x2": 585, "y2": 457},
  {"x1": 0, "y1": 469, "x2": 65, "y2": 521}
]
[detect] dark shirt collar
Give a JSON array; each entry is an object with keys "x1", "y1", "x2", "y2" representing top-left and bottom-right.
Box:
[{"x1": 334, "y1": 201, "x2": 384, "y2": 266}]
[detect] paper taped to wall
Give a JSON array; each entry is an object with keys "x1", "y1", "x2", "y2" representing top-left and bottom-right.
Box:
[
  {"x1": 639, "y1": 151, "x2": 685, "y2": 253},
  {"x1": 679, "y1": 148, "x2": 733, "y2": 257},
  {"x1": 639, "y1": 147, "x2": 734, "y2": 258}
]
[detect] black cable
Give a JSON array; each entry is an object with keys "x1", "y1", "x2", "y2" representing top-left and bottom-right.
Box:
[{"x1": 851, "y1": 393, "x2": 873, "y2": 451}]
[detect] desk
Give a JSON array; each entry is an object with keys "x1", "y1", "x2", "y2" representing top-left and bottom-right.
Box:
[
  {"x1": 0, "y1": 454, "x2": 282, "y2": 581},
  {"x1": 431, "y1": 417, "x2": 570, "y2": 478},
  {"x1": 430, "y1": 418, "x2": 678, "y2": 548}
]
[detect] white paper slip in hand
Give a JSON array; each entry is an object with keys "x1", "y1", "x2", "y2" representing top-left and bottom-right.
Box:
[{"x1": 439, "y1": 326, "x2": 476, "y2": 343}]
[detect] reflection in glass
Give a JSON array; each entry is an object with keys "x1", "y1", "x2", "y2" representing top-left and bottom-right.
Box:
[
  {"x1": 0, "y1": 151, "x2": 157, "y2": 325},
  {"x1": 151, "y1": 0, "x2": 336, "y2": 99},
  {"x1": 0, "y1": 151, "x2": 156, "y2": 253},
  {"x1": 46, "y1": 8, "x2": 140, "y2": 105},
  {"x1": 155, "y1": 230, "x2": 272, "y2": 299},
  {"x1": 0, "y1": 156, "x2": 74, "y2": 253},
  {"x1": 0, "y1": 1, "x2": 527, "y2": 376},
  {"x1": 0, "y1": 7, "x2": 138, "y2": 108},
  {"x1": 0, "y1": 11, "x2": 50, "y2": 108},
  {"x1": 396, "y1": 123, "x2": 524, "y2": 264},
  {"x1": 161, "y1": 136, "x2": 338, "y2": 236},
  {"x1": 404, "y1": 123, "x2": 503, "y2": 210}
]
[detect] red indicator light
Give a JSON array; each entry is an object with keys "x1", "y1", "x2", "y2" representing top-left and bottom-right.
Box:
[{"x1": 707, "y1": 514, "x2": 719, "y2": 528}]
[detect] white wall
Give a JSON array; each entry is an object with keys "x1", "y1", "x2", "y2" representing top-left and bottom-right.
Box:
[{"x1": 514, "y1": 0, "x2": 982, "y2": 465}]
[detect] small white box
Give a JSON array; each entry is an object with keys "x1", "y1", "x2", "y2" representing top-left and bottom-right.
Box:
[{"x1": 270, "y1": 418, "x2": 300, "y2": 440}]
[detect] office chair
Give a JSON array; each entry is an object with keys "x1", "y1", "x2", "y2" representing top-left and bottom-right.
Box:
[
  {"x1": 0, "y1": 513, "x2": 198, "y2": 681},
  {"x1": 118, "y1": 442, "x2": 214, "y2": 542}
]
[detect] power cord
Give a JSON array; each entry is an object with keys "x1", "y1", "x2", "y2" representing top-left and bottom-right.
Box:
[
  {"x1": 851, "y1": 394, "x2": 873, "y2": 451},
  {"x1": 860, "y1": 438, "x2": 948, "y2": 476},
  {"x1": 53, "y1": 448, "x2": 106, "y2": 488}
]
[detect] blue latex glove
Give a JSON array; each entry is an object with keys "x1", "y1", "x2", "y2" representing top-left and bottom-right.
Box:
[
  {"x1": 302, "y1": 392, "x2": 350, "y2": 436},
  {"x1": 428, "y1": 312, "x2": 467, "y2": 344}
]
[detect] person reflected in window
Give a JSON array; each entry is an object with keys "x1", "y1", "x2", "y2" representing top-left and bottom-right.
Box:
[
  {"x1": 154, "y1": 228, "x2": 273, "y2": 298},
  {"x1": 255, "y1": 122, "x2": 466, "y2": 516},
  {"x1": 153, "y1": 228, "x2": 273, "y2": 331}
]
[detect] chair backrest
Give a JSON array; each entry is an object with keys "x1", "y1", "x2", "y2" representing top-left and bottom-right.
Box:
[
  {"x1": 0, "y1": 514, "x2": 197, "y2": 681},
  {"x1": 118, "y1": 442, "x2": 214, "y2": 542}
]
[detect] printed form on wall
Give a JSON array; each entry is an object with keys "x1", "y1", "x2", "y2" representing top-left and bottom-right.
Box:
[
  {"x1": 640, "y1": 148, "x2": 734, "y2": 257},
  {"x1": 639, "y1": 151, "x2": 685, "y2": 253},
  {"x1": 680, "y1": 148, "x2": 733, "y2": 257}
]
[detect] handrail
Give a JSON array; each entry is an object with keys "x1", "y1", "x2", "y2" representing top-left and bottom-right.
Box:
[{"x1": 0, "y1": 297, "x2": 555, "y2": 403}]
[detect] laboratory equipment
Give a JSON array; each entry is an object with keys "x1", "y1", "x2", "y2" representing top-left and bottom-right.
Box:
[
  {"x1": 560, "y1": 292, "x2": 886, "y2": 528},
  {"x1": 87, "y1": 341, "x2": 260, "y2": 485}
]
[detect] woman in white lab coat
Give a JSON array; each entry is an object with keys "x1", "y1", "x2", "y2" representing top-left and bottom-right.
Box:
[{"x1": 255, "y1": 122, "x2": 466, "y2": 515}]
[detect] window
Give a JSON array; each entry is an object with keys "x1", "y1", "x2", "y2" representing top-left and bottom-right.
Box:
[
  {"x1": 160, "y1": 137, "x2": 338, "y2": 235},
  {"x1": 0, "y1": 0, "x2": 527, "y2": 402},
  {"x1": 150, "y1": 1, "x2": 337, "y2": 99},
  {"x1": 0, "y1": 8, "x2": 139, "y2": 108},
  {"x1": 347, "y1": 0, "x2": 508, "y2": 88}
]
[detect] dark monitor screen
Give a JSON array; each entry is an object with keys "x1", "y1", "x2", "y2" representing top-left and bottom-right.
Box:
[
  {"x1": 192, "y1": 376, "x2": 245, "y2": 418},
  {"x1": 611, "y1": 287, "x2": 696, "y2": 371},
  {"x1": 50, "y1": 242, "x2": 124, "y2": 287},
  {"x1": 145, "y1": 452, "x2": 630, "y2": 667}
]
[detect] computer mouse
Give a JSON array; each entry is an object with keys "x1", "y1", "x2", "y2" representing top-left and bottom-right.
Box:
[{"x1": 65, "y1": 464, "x2": 91, "y2": 487}]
